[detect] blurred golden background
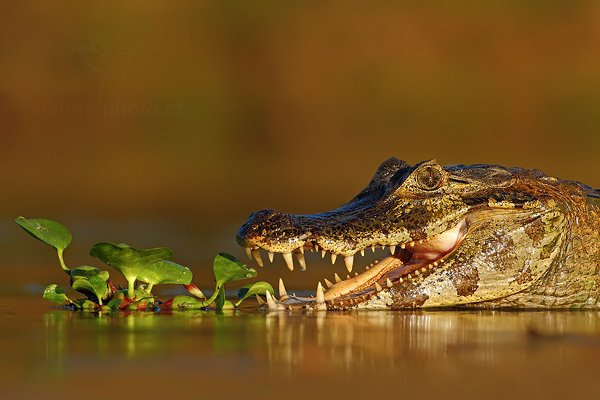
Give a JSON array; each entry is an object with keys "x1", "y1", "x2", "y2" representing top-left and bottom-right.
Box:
[{"x1": 1, "y1": 1, "x2": 599, "y2": 287}]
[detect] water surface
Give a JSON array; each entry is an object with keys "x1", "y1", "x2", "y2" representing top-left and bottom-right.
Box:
[{"x1": 2, "y1": 294, "x2": 600, "y2": 400}]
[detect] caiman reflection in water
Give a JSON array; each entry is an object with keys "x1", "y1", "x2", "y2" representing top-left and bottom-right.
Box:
[
  {"x1": 3, "y1": 305, "x2": 597, "y2": 398},
  {"x1": 262, "y1": 311, "x2": 600, "y2": 371},
  {"x1": 41, "y1": 310, "x2": 600, "y2": 373}
]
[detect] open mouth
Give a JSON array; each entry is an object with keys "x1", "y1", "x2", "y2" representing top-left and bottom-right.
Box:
[{"x1": 240, "y1": 219, "x2": 468, "y2": 310}]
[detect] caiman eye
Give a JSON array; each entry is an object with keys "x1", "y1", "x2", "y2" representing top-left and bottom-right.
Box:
[{"x1": 416, "y1": 165, "x2": 444, "y2": 191}]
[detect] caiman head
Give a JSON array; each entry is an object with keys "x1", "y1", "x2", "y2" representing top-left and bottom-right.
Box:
[{"x1": 237, "y1": 157, "x2": 595, "y2": 310}]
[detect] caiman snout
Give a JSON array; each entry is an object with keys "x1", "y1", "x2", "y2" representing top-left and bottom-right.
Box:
[{"x1": 237, "y1": 209, "x2": 309, "y2": 251}]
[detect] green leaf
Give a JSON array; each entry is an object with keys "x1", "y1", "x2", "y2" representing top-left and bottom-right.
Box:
[
  {"x1": 43, "y1": 284, "x2": 71, "y2": 305},
  {"x1": 71, "y1": 276, "x2": 109, "y2": 305},
  {"x1": 107, "y1": 298, "x2": 122, "y2": 311},
  {"x1": 215, "y1": 286, "x2": 226, "y2": 310},
  {"x1": 90, "y1": 242, "x2": 173, "y2": 298},
  {"x1": 114, "y1": 288, "x2": 152, "y2": 301},
  {"x1": 236, "y1": 281, "x2": 274, "y2": 306},
  {"x1": 194, "y1": 254, "x2": 258, "y2": 309},
  {"x1": 213, "y1": 253, "x2": 256, "y2": 287},
  {"x1": 127, "y1": 297, "x2": 154, "y2": 311},
  {"x1": 90, "y1": 243, "x2": 173, "y2": 280},
  {"x1": 169, "y1": 295, "x2": 203, "y2": 310},
  {"x1": 137, "y1": 260, "x2": 192, "y2": 290},
  {"x1": 15, "y1": 217, "x2": 72, "y2": 251},
  {"x1": 70, "y1": 266, "x2": 109, "y2": 282},
  {"x1": 16, "y1": 217, "x2": 72, "y2": 271},
  {"x1": 222, "y1": 300, "x2": 235, "y2": 310},
  {"x1": 73, "y1": 298, "x2": 98, "y2": 311}
]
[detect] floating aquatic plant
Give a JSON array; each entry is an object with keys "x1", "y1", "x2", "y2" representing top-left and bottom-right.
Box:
[{"x1": 16, "y1": 216, "x2": 273, "y2": 312}]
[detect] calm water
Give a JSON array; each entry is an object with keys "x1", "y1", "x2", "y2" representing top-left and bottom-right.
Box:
[{"x1": 2, "y1": 294, "x2": 600, "y2": 400}]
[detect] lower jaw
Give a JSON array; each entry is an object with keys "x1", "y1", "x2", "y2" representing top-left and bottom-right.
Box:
[
  {"x1": 270, "y1": 254, "x2": 444, "y2": 310},
  {"x1": 323, "y1": 255, "x2": 405, "y2": 301}
]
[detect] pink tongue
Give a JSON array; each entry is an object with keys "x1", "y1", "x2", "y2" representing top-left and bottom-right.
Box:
[{"x1": 412, "y1": 219, "x2": 466, "y2": 260}]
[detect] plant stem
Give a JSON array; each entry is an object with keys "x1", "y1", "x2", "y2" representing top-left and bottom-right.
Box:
[
  {"x1": 57, "y1": 250, "x2": 69, "y2": 273},
  {"x1": 200, "y1": 285, "x2": 222, "y2": 307},
  {"x1": 127, "y1": 279, "x2": 135, "y2": 299}
]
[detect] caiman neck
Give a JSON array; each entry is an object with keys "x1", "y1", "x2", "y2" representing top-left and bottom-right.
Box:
[{"x1": 476, "y1": 197, "x2": 600, "y2": 309}]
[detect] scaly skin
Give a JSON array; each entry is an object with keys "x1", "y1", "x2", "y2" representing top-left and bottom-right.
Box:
[{"x1": 237, "y1": 158, "x2": 600, "y2": 309}]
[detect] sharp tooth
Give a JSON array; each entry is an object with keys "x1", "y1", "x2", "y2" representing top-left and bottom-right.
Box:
[
  {"x1": 346, "y1": 275, "x2": 351, "y2": 279},
  {"x1": 282, "y1": 252, "x2": 294, "y2": 270},
  {"x1": 299, "y1": 246, "x2": 304, "y2": 254},
  {"x1": 375, "y1": 282, "x2": 382, "y2": 291},
  {"x1": 331, "y1": 253, "x2": 337, "y2": 264},
  {"x1": 252, "y1": 249, "x2": 264, "y2": 267},
  {"x1": 334, "y1": 273, "x2": 342, "y2": 283},
  {"x1": 381, "y1": 245, "x2": 386, "y2": 251},
  {"x1": 421, "y1": 267, "x2": 427, "y2": 273},
  {"x1": 296, "y1": 252, "x2": 307, "y2": 271},
  {"x1": 390, "y1": 245, "x2": 396, "y2": 255},
  {"x1": 386, "y1": 278, "x2": 393, "y2": 288},
  {"x1": 265, "y1": 291, "x2": 278, "y2": 309},
  {"x1": 268, "y1": 251, "x2": 274, "y2": 263},
  {"x1": 419, "y1": 239, "x2": 424, "y2": 244},
  {"x1": 278, "y1": 278, "x2": 288, "y2": 298},
  {"x1": 410, "y1": 241, "x2": 415, "y2": 247},
  {"x1": 245, "y1": 247, "x2": 252, "y2": 260},
  {"x1": 321, "y1": 249, "x2": 326, "y2": 258},
  {"x1": 255, "y1": 294, "x2": 265, "y2": 305},
  {"x1": 371, "y1": 245, "x2": 376, "y2": 252},
  {"x1": 324, "y1": 278, "x2": 333, "y2": 288},
  {"x1": 433, "y1": 261, "x2": 439, "y2": 267},
  {"x1": 399, "y1": 277, "x2": 404, "y2": 283},
  {"x1": 360, "y1": 249, "x2": 365, "y2": 256},
  {"x1": 354, "y1": 272, "x2": 358, "y2": 276},
  {"x1": 344, "y1": 255, "x2": 354, "y2": 272},
  {"x1": 316, "y1": 282, "x2": 325, "y2": 304},
  {"x1": 315, "y1": 244, "x2": 319, "y2": 252},
  {"x1": 400, "y1": 243, "x2": 406, "y2": 249}
]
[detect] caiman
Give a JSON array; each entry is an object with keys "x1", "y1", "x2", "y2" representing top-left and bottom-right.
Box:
[{"x1": 237, "y1": 158, "x2": 600, "y2": 310}]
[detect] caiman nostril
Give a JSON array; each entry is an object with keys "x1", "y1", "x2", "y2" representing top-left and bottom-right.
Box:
[{"x1": 237, "y1": 209, "x2": 301, "y2": 246}]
